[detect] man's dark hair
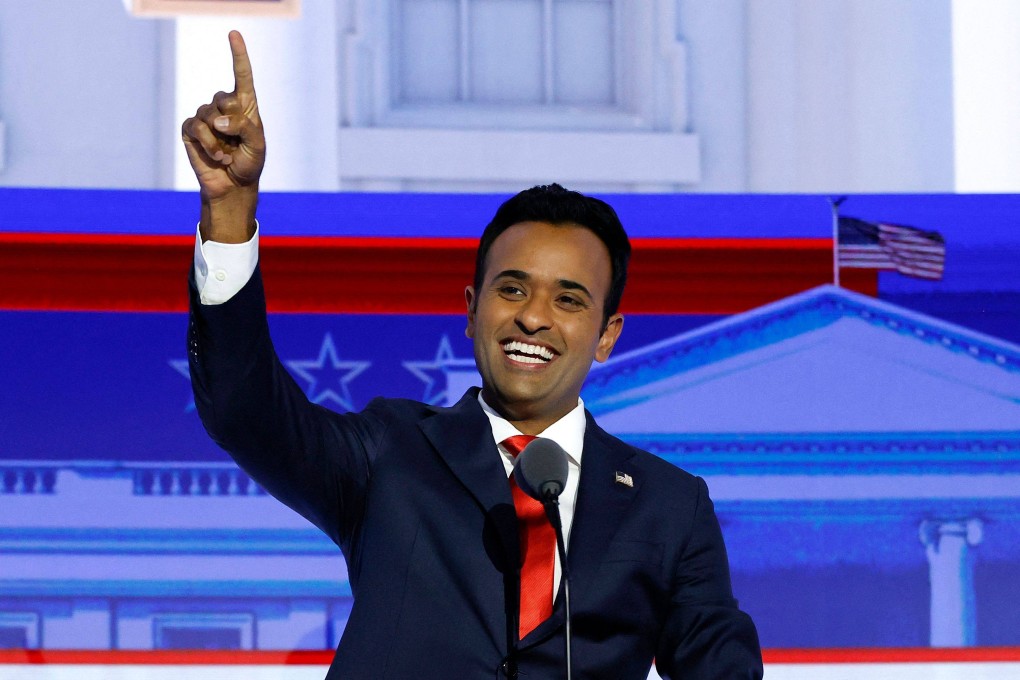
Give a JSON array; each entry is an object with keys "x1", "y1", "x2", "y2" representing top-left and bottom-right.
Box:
[{"x1": 473, "y1": 184, "x2": 631, "y2": 327}]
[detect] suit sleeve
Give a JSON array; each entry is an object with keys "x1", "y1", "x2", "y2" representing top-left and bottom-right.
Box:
[
  {"x1": 654, "y1": 476, "x2": 763, "y2": 680},
  {"x1": 187, "y1": 266, "x2": 384, "y2": 551}
]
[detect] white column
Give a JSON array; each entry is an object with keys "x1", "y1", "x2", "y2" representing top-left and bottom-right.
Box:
[
  {"x1": 676, "y1": 0, "x2": 748, "y2": 191},
  {"x1": 174, "y1": 5, "x2": 341, "y2": 192},
  {"x1": 919, "y1": 518, "x2": 983, "y2": 647}
]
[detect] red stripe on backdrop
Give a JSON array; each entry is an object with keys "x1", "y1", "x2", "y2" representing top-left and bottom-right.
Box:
[
  {"x1": 763, "y1": 647, "x2": 1020, "y2": 664},
  {"x1": 0, "y1": 649, "x2": 332, "y2": 665},
  {"x1": 0, "y1": 234, "x2": 876, "y2": 314},
  {"x1": 2, "y1": 647, "x2": 1020, "y2": 665}
]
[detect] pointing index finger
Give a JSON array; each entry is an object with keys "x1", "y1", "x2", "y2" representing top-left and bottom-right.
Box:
[{"x1": 228, "y1": 30, "x2": 255, "y2": 95}]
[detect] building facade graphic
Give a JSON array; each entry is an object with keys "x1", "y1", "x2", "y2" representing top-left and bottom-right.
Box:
[{"x1": 3, "y1": 285, "x2": 1018, "y2": 651}]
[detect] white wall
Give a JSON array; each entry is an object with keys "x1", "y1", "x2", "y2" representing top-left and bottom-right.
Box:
[
  {"x1": 174, "y1": 4, "x2": 340, "y2": 193},
  {"x1": 0, "y1": 0, "x2": 974, "y2": 193},
  {"x1": 952, "y1": 0, "x2": 1020, "y2": 192},
  {"x1": 745, "y1": 0, "x2": 955, "y2": 193},
  {"x1": 0, "y1": 1, "x2": 174, "y2": 188}
]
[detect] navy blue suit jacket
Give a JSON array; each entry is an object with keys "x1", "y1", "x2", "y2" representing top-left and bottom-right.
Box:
[{"x1": 188, "y1": 268, "x2": 762, "y2": 679}]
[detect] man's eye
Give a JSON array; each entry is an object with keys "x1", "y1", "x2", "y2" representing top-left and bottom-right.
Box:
[
  {"x1": 558, "y1": 296, "x2": 583, "y2": 307},
  {"x1": 499, "y1": 285, "x2": 524, "y2": 296}
]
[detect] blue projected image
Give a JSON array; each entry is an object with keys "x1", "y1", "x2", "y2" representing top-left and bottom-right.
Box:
[{"x1": 1, "y1": 190, "x2": 1019, "y2": 653}]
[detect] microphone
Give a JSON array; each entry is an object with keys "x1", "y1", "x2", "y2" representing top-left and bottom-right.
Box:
[
  {"x1": 512, "y1": 437, "x2": 573, "y2": 680},
  {"x1": 514, "y1": 437, "x2": 568, "y2": 503}
]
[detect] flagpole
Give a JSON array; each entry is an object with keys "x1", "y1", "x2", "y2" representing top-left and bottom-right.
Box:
[{"x1": 829, "y1": 196, "x2": 846, "y2": 287}]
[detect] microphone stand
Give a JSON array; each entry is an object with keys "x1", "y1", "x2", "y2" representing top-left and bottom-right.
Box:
[{"x1": 543, "y1": 497, "x2": 572, "y2": 680}]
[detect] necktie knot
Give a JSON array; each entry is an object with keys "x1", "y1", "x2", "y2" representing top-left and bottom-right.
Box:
[{"x1": 502, "y1": 434, "x2": 537, "y2": 459}]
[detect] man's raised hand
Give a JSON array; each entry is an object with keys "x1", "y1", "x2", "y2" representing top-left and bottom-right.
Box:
[{"x1": 182, "y1": 31, "x2": 265, "y2": 242}]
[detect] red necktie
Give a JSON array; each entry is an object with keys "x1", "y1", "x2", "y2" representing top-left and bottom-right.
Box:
[{"x1": 502, "y1": 434, "x2": 557, "y2": 639}]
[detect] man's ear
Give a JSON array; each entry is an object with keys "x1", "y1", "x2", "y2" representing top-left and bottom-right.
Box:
[
  {"x1": 594, "y1": 313, "x2": 624, "y2": 363},
  {"x1": 464, "y1": 286, "x2": 476, "y2": 338}
]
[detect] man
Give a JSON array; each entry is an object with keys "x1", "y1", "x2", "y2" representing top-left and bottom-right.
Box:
[{"x1": 183, "y1": 31, "x2": 762, "y2": 679}]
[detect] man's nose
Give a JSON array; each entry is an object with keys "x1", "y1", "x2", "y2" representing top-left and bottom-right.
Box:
[{"x1": 515, "y1": 295, "x2": 553, "y2": 333}]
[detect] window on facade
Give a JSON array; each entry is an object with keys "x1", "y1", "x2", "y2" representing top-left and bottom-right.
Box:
[
  {"x1": 154, "y1": 614, "x2": 253, "y2": 650},
  {"x1": 0, "y1": 627, "x2": 29, "y2": 648},
  {"x1": 393, "y1": 0, "x2": 616, "y2": 107},
  {"x1": 158, "y1": 626, "x2": 243, "y2": 650},
  {"x1": 0, "y1": 613, "x2": 38, "y2": 649}
]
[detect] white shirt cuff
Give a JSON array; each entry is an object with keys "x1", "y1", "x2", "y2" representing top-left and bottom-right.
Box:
[{"x1": 193, "y1": 222, "x2": 260, "y2": 305}]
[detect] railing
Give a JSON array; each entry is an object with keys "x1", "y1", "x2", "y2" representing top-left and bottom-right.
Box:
[
  {"x1": 131, "y1": 466, "x2": 265, "y2": 497},
  {"x1": 0, "y1": 467, "x2": 57, "y2": 495},
  {"x1": 0, "y1": 462, "x2": 264, "y2": 497}
]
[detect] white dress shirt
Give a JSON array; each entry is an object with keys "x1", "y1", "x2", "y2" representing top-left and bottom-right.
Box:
[{"x1": 193, "y1": 225, "x2": 260, "y2": 305}]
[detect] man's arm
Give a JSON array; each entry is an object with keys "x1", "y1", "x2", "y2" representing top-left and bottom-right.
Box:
[
  {"x1": 187, "y1": 265, "x2": 379, "y2": 549},
  {"x1": 181, "y1": 33, "x2": 377, "y2": 550},
  {"x1": 655, "y1": 477, "x2": 763, "y2": 679}
]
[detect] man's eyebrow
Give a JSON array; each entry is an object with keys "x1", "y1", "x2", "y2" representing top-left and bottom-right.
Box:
[
  {"x1": 559, "y1": 279, "x2": 594, "y2": 300},
  {"x1": 492, "y1": 269, "x2": 530, "y2": 282}
]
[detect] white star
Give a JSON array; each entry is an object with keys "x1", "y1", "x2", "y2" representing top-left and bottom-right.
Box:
[
  {"x1": 403, "y1": 335, "x2": 477, "y2": 405},
  {"x1": 286, "y1": 333, "x2": 371, "y2": 412}
]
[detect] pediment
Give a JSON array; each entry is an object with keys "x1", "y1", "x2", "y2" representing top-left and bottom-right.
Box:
[{"x1": 585, "y1": 286, "x2": 1020, "y2": 434}]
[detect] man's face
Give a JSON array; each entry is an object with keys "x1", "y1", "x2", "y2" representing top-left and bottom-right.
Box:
[{"x1": 465, "y1": 220, "x2": 624, "y2": 433}]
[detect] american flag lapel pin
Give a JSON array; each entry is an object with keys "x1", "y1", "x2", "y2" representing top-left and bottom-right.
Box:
[{"x1": 614, "y1": 471, "x2": 634, "y2": 488}]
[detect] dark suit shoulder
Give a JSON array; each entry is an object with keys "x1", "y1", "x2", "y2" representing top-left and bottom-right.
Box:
[
  {"x1": 360, "y1": 387, "x2": 482, "y2": 426},
  {"x1": 585, "y1": 413, "x2": 702, "y2": 487}
]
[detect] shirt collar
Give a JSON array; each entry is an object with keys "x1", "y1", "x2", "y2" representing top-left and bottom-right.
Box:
[{"x1": 477, "y1": 392, "x2": 586, "y2": 468}]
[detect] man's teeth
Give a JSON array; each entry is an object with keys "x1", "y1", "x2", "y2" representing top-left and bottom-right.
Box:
[{"x1": 503, "y1": 341, "x2": 554, "y2": 363}]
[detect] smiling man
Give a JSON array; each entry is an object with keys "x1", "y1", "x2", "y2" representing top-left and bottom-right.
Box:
[
  {"x1": 467, "y1": 216, "x2": 624, "y2": 435},
  {"x1": 183, "y1": 31, "x2": 762, "y2": 680}
]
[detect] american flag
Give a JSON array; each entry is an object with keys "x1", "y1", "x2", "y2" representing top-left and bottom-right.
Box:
[{"x1": 837, "y1": 216, "x2": 945, "y2": 280}]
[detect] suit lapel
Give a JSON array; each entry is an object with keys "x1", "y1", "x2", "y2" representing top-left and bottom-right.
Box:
[
  {"x1": 518, "y1": 411, "x2": 641, "y2": 649},
  {"x1": 568, "y1": 417, "x2": 641, "y2": 604},
  {"x1": 417, "y1": 389, "x2": 520, "y2": 568}
]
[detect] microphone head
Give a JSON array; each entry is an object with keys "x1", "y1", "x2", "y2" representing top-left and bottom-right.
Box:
[{"x1": 514, "y1": 438, "x2": 568, "y2": 502}]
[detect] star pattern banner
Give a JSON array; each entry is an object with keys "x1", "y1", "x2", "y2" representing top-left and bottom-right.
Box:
[{"x1": 0, "y1": 311, "x2": 710, "y2": 462}]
